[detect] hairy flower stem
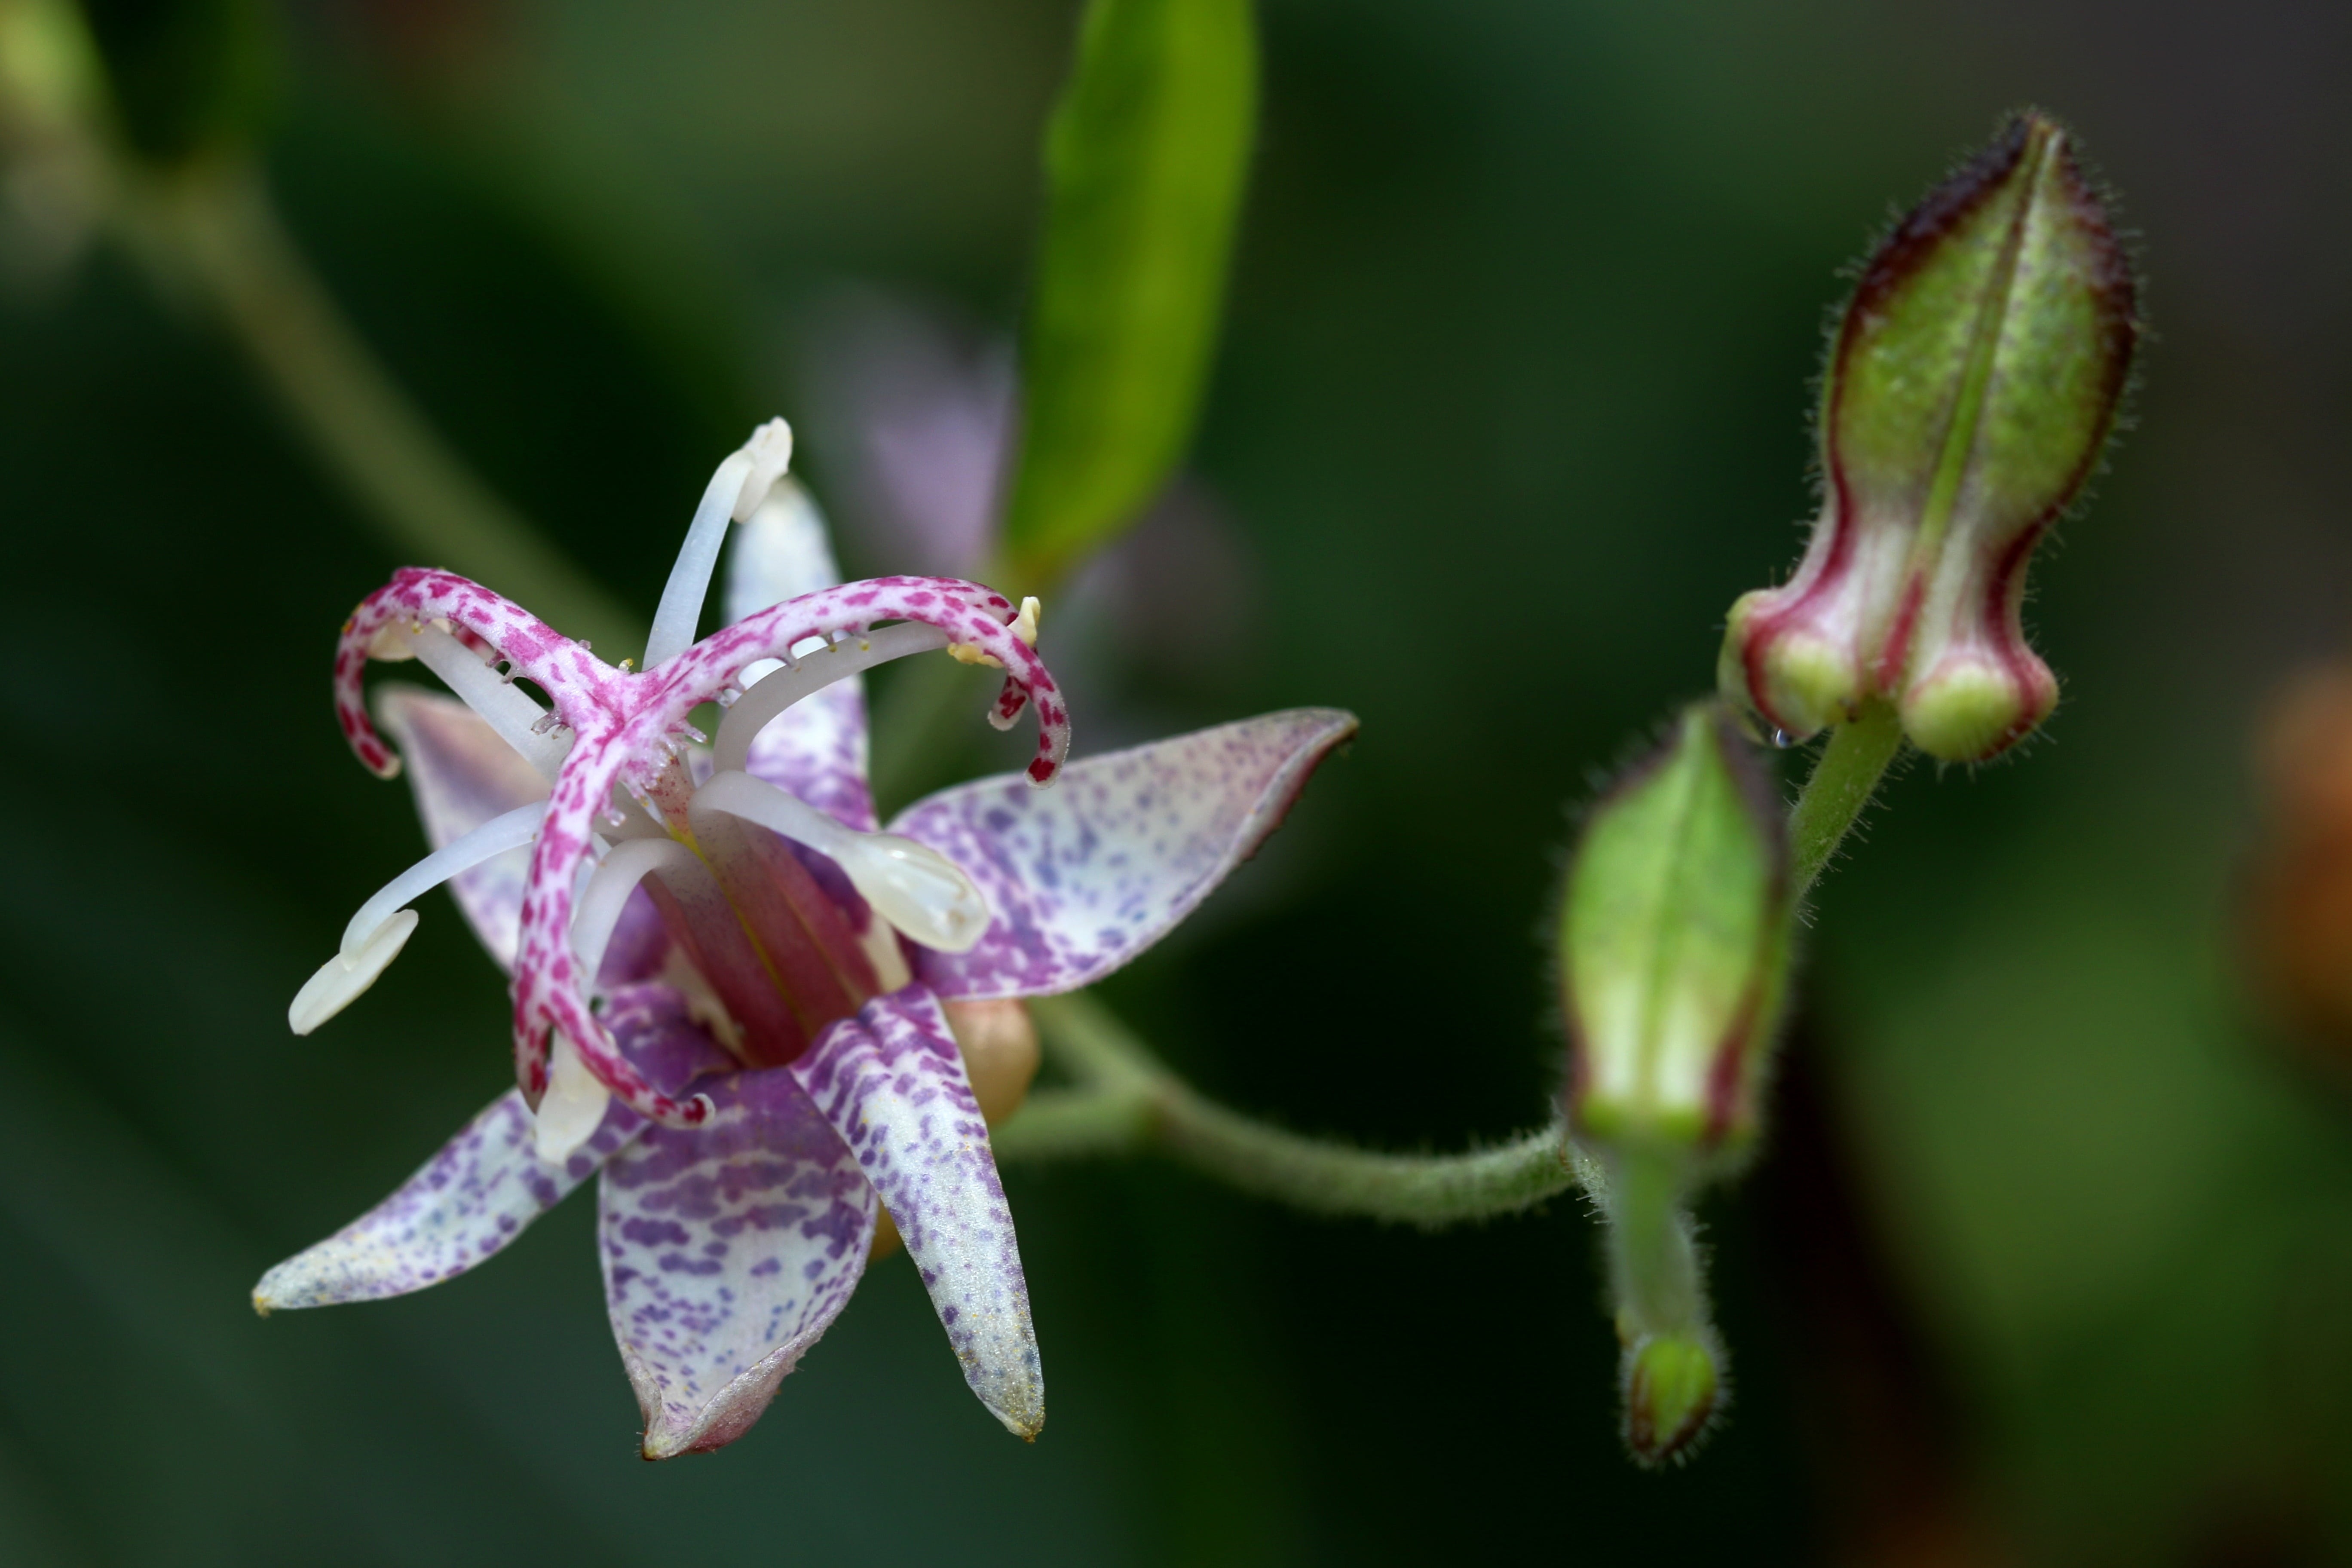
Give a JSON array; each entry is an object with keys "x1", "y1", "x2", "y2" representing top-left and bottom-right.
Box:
[
  {"x1": 1785, "y1": 701, "x2": 1905, "y2": 896},
  {"x1": 999, "y1": 713, "x2": 1908, "y2": 1225},
  {"x1": 130, "y1": 163, "x2": 644, "y2": 655},
  {"x1": 1597, "y1": 1149, "x2": 1704, "y2": 1338},
  {"x1": 1001, "y1": 993, "x2": 1580, "y2": 1226}
]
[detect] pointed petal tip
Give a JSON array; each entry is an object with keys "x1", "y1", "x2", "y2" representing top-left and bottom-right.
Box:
[
  {"x1": 899, "y1": 707, "x2": 1363, "y2": 1001},
  {"x1": 1299, "y1": 705, "x2": 1360, "y2": 749},
  {"x1": 248, "y1": 1259, "x2": 310, "y2": 1314},
  {"x1": 627, "y1": 1332, "x2": 829, "y2": 1461},
  {"x1": 985, "y1": 1383, "x2": 1044, "y2": 1442}
]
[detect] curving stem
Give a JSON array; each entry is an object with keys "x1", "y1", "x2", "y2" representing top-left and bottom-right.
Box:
[{"x1": 995, "y1": 993, "x2": 1582, "y2": 1228}]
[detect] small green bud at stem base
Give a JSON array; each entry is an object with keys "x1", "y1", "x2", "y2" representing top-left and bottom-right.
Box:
[{"x1": 1624, "y1": 1332, "x2": 1722, "y2": 1468}]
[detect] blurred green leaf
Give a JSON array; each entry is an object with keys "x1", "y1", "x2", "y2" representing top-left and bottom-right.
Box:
[
  {"x1": 76, "y1": 0, "x2": 277, "y2": 163},
  {"x1": 1001, "y1": 0, "x2": 1256, "y2": 588}
]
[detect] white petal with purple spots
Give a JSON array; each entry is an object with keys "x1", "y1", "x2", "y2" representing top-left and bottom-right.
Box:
[
  {"x1": 253, "y1": 1089, "x2": 637, "y2": 1311},
  {"x1": 253, "y1": 983, "x2": 726, "y2": 1312},
  {"x1": 722, "y1": 480, "x2": 877, "y2": 831},
  {"x1": 792, "y1": 986, "x2": 1041, "y2": 1437},
  {"x1": 893, "y1": 708, "x2": 1358, "y2": 1000},
  {"x1": 375, "y1": 686, "x2": 549, "y2": 970},
  {"x1": 599, "y1": 1064, "x2": 877, "y2": 1458}
]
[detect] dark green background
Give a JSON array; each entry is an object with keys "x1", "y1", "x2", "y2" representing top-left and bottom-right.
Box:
[{"x1": 5, "y1": 0, "x2": 2350, "y2": 1562}]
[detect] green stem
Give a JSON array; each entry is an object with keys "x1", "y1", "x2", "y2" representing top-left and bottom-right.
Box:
[
  {"x1": 129, "y1": 163, "x2": 644, "y2": 655},
  {"x1": 1785, "y1": 701, "x2": 1904, "y2": 896},
  {"x1": 1599, "y1": 1147, "x2": 1704, "y2": 1338},
  {"x1": 995, "y1": 993, "x2": 1578, "y2": 1228}
]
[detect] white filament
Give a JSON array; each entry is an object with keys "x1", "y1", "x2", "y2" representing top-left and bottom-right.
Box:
[
  {"x1": 735, "y1": 419, "x2": 795, "y2": 523},
  {"x1": 645, "y1": 420, "x2": 796, "y2": 671},
  {"x1": 712, "y1": 620, "x2": 950, "y2": 775},
  {"x1": 534, "y1": 1031, "x2": 612, "y2": 1164},
  {"x1": 692, "y1": 769, "x2": 990, "y2": 953},
  {"x1": 288, "y1": 910, "x2": 419, "y2": 1035},
  {"x1": 384, "y1": 623, "x2": 674, "y2": 840},
  {"x1": 645, "y1": 452, "x2": 752, "y2": 672},
  {"x1": 401, "y1": 625, "x2": 570, "y2": 780},
  {"x1": 570, "y1": 837, "x2": 704, "y2": 981},
  {"x1": 340, "y1": 802, "x2": 546, "y2": 956}
]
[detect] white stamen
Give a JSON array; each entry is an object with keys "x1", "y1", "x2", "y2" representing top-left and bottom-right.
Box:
[
  {"x1": 712, "y1": 620, "x2": 951, "y2": 775},
  {"x1": 644, "y1": 420, "x2": 795, "y2": 671},
  {"x1": 692, "y1": 770, "x2": 991, "y2": 953},
  {"x1": 857, "y1": 907, "x2": 914, "y2": 992},
  {"x1": 288, "y1": 910, "x2": 419, "y2": 1036},
  {"x1": 534, "y1": 1030, "x2": 612, "y2": 1164},
  {"x1": 1011, "y1": 596, "x2": 1041, "y2": 646},
  {"x1": 570, "y1": 838, "x2": 704, "y2": 980},
  {"x1": 400, "y1": 624, "x2": 570, "y2": 779},
  {"x1": 644, "y1": 451, "x2": 754, "y2": 672},
  {"x1": 734, "y1": 419, "x2": 795, "y2": 523},
  {"x1": 340, "y1": 802, "x2": 548, "y2": 956},
  {"x1": 289, "y1": 802, "x2": 548, "y2": 1035}
]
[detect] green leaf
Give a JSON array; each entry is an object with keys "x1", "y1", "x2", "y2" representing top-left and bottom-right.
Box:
[{"x1": 1001, "y1": 0, "x2": 1257, "y2": 588}]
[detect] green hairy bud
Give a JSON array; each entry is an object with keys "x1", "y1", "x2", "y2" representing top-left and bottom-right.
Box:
[
  {"x1": 1720, "y1": 110, "x2": 2139, "y2": 762},
  {"x1": 1562, "y1": 703, "x2": 1792, "y2": 1161},
  {"x1": 1558, "y1": 703, "x2": 1791, "y2": 1467}
]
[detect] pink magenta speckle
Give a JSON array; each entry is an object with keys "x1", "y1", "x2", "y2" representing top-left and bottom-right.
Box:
[{"x1": 330, "y1": 567, "x2": 1068, "y2": 1129}]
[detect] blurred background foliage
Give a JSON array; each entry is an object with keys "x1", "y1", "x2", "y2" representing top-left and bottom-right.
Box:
[{"x1": 4, "y1": 0, "x2": 2352, "y2": 1563}]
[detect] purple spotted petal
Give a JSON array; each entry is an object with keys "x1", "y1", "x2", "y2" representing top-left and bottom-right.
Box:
[
  {"x1": 721, "y1": 481, "x2": 876, "y2": 831},
  {"x1": 374, "y1": 686, "x2": 548, "y2": 970},
  {"x1": 792, "y1": 986, "x2": 1041, "y2": 1437},
  {"x1": 252, "y1": 1089, "x2": 638, "y2": 1311},
  {"x1": 600, "y1": 1063, "x2": 877, "y2": 1458},
  {"x1": 893, "y1": 708, "x2": 1358, "y2": 1001},
  {"x1": 251, "y1": 984, "x2": 726, "y2": 1311}
]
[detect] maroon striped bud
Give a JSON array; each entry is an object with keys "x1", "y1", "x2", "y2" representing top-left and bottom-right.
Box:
[{"x1": 1720, "y1": 111, "x2": 2138, "y2": 762}]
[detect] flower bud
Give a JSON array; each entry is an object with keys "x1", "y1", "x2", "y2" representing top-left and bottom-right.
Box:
[
  {"x1": 1561, "y1": 703, "x2": 1791, "y2": 1164},
  {"x1": 1623, "y1": 1332, "x2": 1721, "y2": 1467},
  {"x1": 1720, "y1": 111, "x2": 2138, "y2": 762}
]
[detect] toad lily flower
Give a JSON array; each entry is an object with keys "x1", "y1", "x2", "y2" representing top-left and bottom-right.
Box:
[{"x1": 256, "y1": 419, "x2": 1357, "y2": 1456}]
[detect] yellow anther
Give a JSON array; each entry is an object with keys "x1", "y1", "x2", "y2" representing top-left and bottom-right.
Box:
[{"x1": 945, "y1": 596, "x2": 1043, "y2": 667}]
